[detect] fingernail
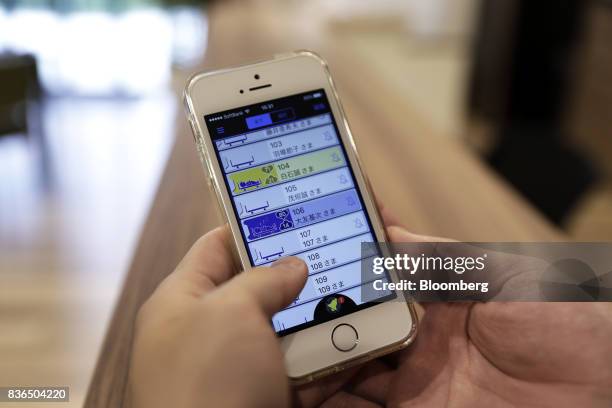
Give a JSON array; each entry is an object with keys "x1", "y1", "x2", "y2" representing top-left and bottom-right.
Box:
[{"x1": 271, "y1": 257, "x2": 307, "y2": 274}]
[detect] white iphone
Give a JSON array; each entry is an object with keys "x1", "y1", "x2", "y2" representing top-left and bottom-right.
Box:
[{"x1": 183, "y1": 51, "x2": 417, "y2": 383}]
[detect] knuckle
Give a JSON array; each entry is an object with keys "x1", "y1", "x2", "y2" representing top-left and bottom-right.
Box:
[{"x1": 206, "y1": 288, "x2": 262, "y2": 322}]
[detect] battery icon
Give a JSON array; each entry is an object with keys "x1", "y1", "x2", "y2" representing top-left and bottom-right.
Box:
[{"x1": 313, "y1": 92, "x2": 322, "y2": 98}]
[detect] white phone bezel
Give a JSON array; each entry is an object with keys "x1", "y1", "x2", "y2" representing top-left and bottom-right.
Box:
[{"x1": 184, "y1": 51, "x2": 417, "y2": 383}]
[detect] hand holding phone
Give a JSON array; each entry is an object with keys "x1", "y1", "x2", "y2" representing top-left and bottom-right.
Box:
[
  {"x1": 129, "y1": 226, "x2": 309, "y2": 408},
  {"x1": 130, "y1": 222, "x2": 612, "y2": 407}
]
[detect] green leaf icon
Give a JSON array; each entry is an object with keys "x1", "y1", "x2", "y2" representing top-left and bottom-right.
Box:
[{"x1": 327, "y1": 297, "x2": 338, "y2": 312}]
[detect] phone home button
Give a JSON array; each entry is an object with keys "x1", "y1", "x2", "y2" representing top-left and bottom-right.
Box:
[{"x1": 331, "y1": 324, "x2": 358, "y2": 352}]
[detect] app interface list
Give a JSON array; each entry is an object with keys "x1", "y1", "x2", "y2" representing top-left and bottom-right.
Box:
[{"x1": 205, "y1": 89, "x2": 391, "y2": 335}]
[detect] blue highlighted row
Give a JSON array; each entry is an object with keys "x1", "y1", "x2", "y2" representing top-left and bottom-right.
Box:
[{"x1": 242, "y1": 189, "x2": 361, "y2": 241}]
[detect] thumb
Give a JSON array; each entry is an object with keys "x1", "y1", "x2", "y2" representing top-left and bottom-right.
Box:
[
  {"x1": 220, "y1": 257, "x2": 308, "y2": 317},
  {"x1": 387, "y1": 225, "x2": 453, "y2": 243}
]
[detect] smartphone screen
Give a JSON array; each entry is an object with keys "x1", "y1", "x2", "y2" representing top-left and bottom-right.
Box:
[{"x1": 204, "y1": 89, "x2": 393, "y2": 336}]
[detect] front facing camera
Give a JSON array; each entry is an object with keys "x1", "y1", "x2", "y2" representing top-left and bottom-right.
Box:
[{"x1": 254, "y1": 74, "x2": 260, "y2": 80}]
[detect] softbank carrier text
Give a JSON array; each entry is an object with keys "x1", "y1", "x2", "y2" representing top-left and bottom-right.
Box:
[{"x1": 371, "y1": 253, "x2": 490, "y2": 293}]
